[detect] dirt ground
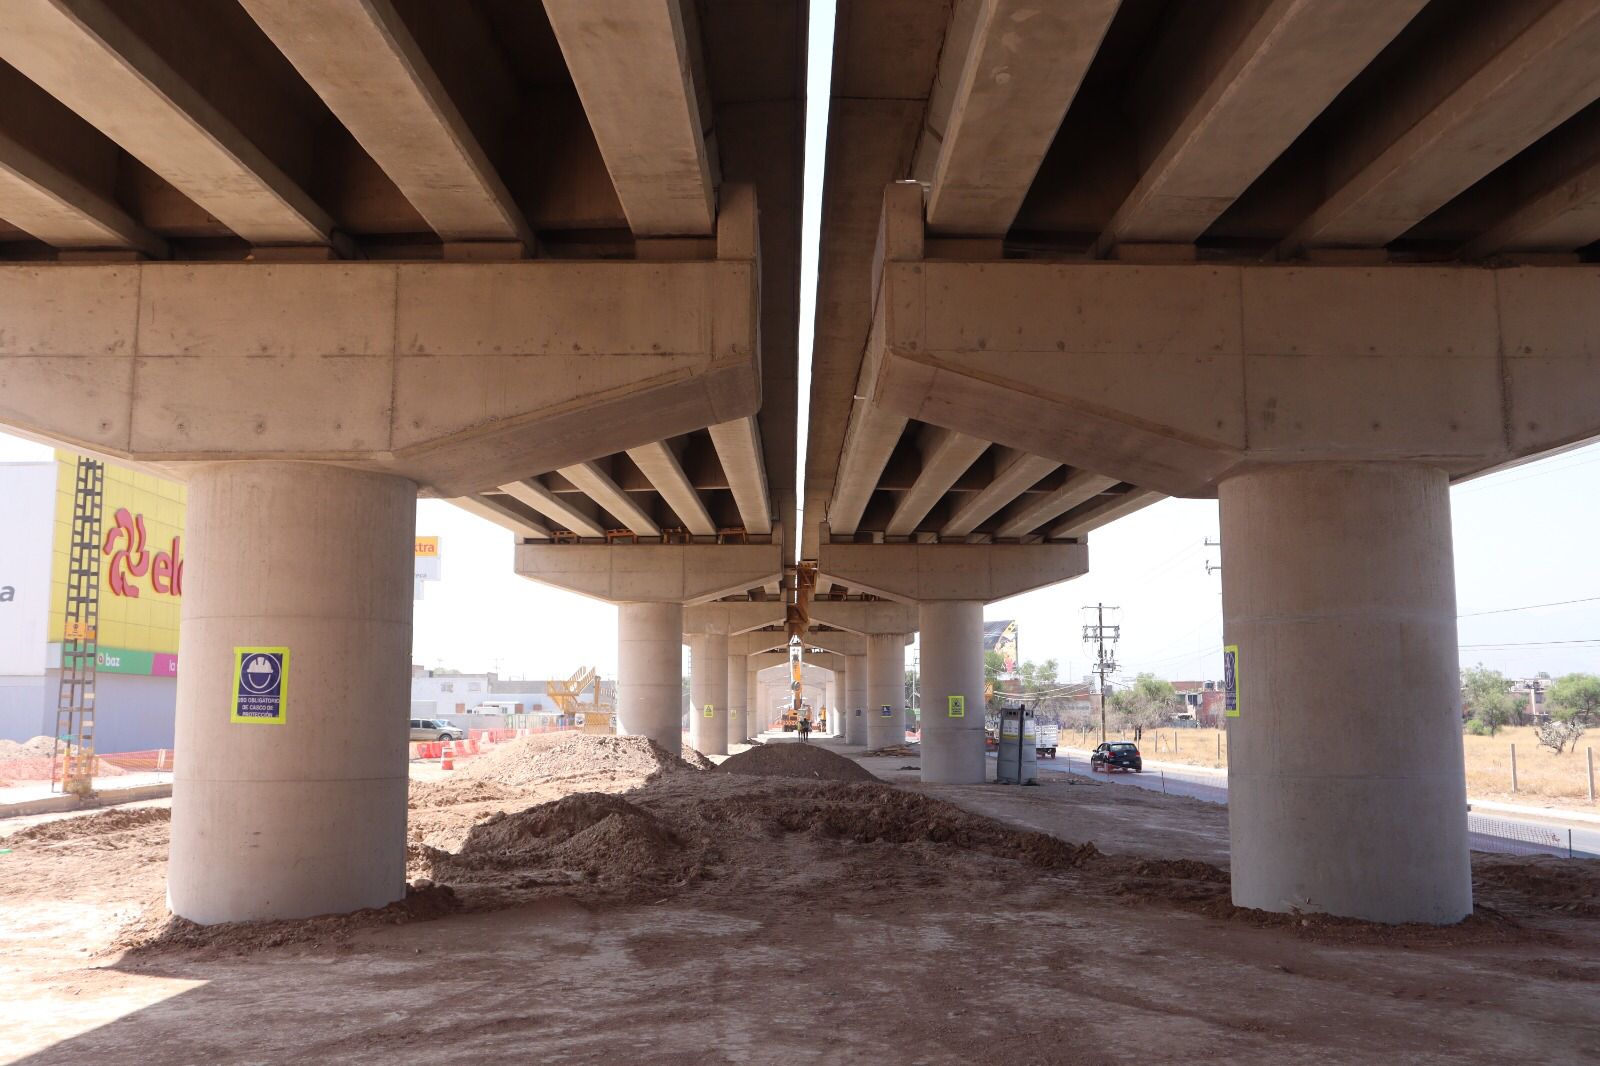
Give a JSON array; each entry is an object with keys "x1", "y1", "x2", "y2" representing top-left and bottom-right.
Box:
[{"x1": 1, "y1": 734, "x2": 1597, "y2": 1066}]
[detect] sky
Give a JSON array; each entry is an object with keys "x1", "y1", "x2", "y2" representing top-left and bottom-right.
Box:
[{"x1": 4, "y1": 0, "x2": 1598, "y2": 688}]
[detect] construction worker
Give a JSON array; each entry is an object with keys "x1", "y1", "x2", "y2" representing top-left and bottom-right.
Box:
[{"x1": 797, "y1": 716, "x2": 812, "y2": 741}]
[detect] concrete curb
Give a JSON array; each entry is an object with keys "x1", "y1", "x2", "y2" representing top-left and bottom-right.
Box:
[{"x1": 0, "y1": 782, "x2": 172, "y2": 820}]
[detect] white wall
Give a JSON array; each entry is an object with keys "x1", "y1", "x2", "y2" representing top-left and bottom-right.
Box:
[{"x1": 0, "y1": 463, "x2": 57, "y2": 676}]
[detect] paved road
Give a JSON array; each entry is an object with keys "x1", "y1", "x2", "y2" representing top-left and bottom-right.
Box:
[{"x1": 1020, "y1": 749, "x2": 1600, "y2": 859}]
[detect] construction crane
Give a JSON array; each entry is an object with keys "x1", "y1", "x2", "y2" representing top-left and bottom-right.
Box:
[{"x1": 547, "y1": 667, "x2": 614, "y2": 734}]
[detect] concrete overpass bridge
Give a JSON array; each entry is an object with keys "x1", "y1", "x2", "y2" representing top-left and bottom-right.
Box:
[{"x1": 2, "y1": 0, "x2": 1599, "y2": 929}]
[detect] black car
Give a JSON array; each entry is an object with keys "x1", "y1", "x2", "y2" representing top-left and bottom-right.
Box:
[{"x1": 1090, "y1": 741, "x2": 1143, "y2": 773}]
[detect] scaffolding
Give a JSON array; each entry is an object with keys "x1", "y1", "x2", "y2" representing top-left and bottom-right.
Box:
[
  {"x1": 53, "y1": 456, "x2": 104, "y2": 795},
  {"x1": 547, "y1": 667, "x2": 613, "y2": 733}
]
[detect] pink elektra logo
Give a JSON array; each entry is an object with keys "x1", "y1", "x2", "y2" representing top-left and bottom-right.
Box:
[{"x1": 102, "y1": 507, "x2": 183, "y2": 599}]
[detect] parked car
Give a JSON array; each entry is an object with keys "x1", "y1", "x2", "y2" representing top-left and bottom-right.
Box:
[
  {"x1": 410, "y1": 718, "x2": 466, "y2": 742},
  {"x1": 1090, "y1": 741, "x2": 1142, "y2": 773}
]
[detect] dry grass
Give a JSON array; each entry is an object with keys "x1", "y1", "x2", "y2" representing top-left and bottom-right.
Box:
[{"x1": 1063, "y1": 725, "x2": 1599, "y2": 813}]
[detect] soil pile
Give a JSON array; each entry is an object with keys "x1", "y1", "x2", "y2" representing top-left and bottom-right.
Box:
[
  {"x1": 718, "y1": 742, "x2": 878, "y2": 782},
  {"x1": 681, "y1": 748, "x2": 717, "y2": 771},
  {"x1": 7, "y1": 805, "x2": 170, "y2": 848},
  {"x1": 461, "y1": 733, "x2": 699, "y2": 791},
  {"x1": 1473, "y1": 853, "x2": 1600, "y2": 918},
  {"x1": 0, "y1": 736, "x2": 56, "y2": 758}
]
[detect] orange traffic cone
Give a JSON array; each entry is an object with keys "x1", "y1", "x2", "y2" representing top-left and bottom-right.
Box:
[{"x1": 440, "y1": 742, "x2": 454, "y2": 771}]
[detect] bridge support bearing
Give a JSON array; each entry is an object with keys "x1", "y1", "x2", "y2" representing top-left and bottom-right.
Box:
[
  {"x1": 617, "y1": 602, "x2": 685, "y2": 755},
  {"x1": 169, "y1": 462, "x2": 413, "y2": 924},
  {"x1": 865, "y1": 634, "x2": 906, "y2": 750},
  {"x1": 1222, "y1": 462, "x2": 1472, "y2": 924},
  {"x1": 845, "y1": 654, "x2": 868, "y2": 746},
  {"x1": 918, "y1": 600, "x2": 987, "y2": 784},
  {"x1": 689, "y1": 633, "x2": 729, "y2": 756}
]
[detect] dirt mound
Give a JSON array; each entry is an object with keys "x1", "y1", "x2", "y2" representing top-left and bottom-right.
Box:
[
  {"x1": 114, "y1": 884, "x2": 463, "y2": 957},
  {"x1": 681, "y1": 748, "x2": 717, "y2": 771},
  {"x1": 8, "y1": 806, "x2": 170, "y2": 846},
  {"x1": 460, "y1": 733, "x2": 699, "y2": 792},
  {"x1": 407, "y1": 778, "x2": 520, "y2": 810},
  {"x1": 718, "y1": 742, "x2": 878, "y2": 782},
  {"x1": 0, "y1": 736, "x2": 57, "y2": 758},
  {"x1": 1473, "y1": 854, "x2": 1600, "y2": 918}
]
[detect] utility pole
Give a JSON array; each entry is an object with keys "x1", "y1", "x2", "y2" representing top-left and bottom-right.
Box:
[{"x1": 1082, "y1": 603, "x2": 1120, "y2": 744}]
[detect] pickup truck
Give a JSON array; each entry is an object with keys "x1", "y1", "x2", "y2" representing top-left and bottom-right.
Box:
[{"x1": 1034, "y1": 723, "x2": 1059, "y2": 759}]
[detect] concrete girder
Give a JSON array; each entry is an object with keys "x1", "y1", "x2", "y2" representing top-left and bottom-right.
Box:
[
  {"x1": 517, "y1": 542, "x2": 783, "y2": 605},
  {"x1": 544, "y1": 0, "x2": 717, "y2": 238},
  {"x1": 994, "y1": 470, "x2": 1119, "y2": 540},
  {"x1": 725, "y1": 630, "x2": 794, "y2": 657},
  {"x1": 708, "y1": 416, "x2": 774, "y2": 535},
  {"x1": 0, "y1": 0, "x2": 334, "y2": 247},
  {"x1": 0, "y1": 121, "x2": 166, "y2": 257},
  {"x1": 0, "y1": 247, "x2": 757, "y2": 496},
  {"x1": 794, "y1": 631, "x2": 911, "y2": 659},
  {"x1": 1100, "y1": 0, "x2": 1426, "y2": 251},
  {"x1": 683, "y1": 603, "x2": 786, "y2": 637},
  {"x1": 818, "y1": 542, "x2": 1088, "y2": 605},
  {"x1": 498, "y1": 479, "x2": 607, "y2": 539},
  {"x1": 915, "y1": 0, "x2": 1121, "y2": 237},
  {"x1": 626, "y1": 441, "x2": 718, "y2": 537},
  {"x1": 884, "y1": 425, "x2": 989, "y2": 536},
  {"x1": 449, "y1": 494, "x2": 552, "y2": 540},
  {"x1": 1461, "y1": 127, "x2": 1600, "y2": 256},
  {"x1": 806, "y1": 600, "x2": 919, "y2": 637},
  {"x1": 865, "y1": 204, "x2": 1600, "y2": 495},
  {"x1": 1049, "y1": 489, "x2": 1164, "y2": 540},
  {"x1": 939, "y1": 449, "x2": 1059, "y2": 539},
  {"x1": 240, "y1": 0, "x2": 535, "y2": 251},
  {"x1": 1282, "y1": 0, "x2": 1600, "y2": 253},
  {"x1": 556, "y1": 461, "x2": 662, "y2": 538}
]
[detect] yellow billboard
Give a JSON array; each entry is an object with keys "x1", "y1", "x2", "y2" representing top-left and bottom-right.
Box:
[{"x1": 48, "y1": 452, "x2": 185, "y2": 674}]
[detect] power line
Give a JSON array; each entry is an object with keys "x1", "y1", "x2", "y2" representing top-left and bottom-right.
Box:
[{"x1": 1459, "y1": 595, "x2": 1600, "y2": 618}]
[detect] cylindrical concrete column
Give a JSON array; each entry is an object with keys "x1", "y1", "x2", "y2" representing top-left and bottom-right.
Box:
[
  {"x1": 689, "y1": 633, "x2": 729, "y2": 755},
  {"x1": 1221, "y1": 462, "x2": 1470, "y2": 924},
  {"x1": 617, "y1": 602, "x2": 685, "y2": 754},
  {"x1": 169, "y1": 462, "x2": 414, "y2": 924},
  {"x1": 918, "y1": 601, "x2": 986, "y2": 783},
  {"x1": 865, "y1": 634, "x2": 905, "y2": 750},
  {"x1": 846, "y1": 653, "x2": 868, "y2": 746},
  {"x1": 748, "y1": 668, "x2": 760, "y2": 736},
  {"x1": 727, "y1": 653, "x2": 749, "y2": 745}
]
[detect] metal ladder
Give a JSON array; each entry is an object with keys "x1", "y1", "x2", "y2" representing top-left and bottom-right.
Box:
[{"x1": 53, "y1": 456, "x2": 104, "y2": 794}]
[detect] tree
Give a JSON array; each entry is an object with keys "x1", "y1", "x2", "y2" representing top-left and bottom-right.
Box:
[
  {"x1": 1108, "y1": 673, "x2": 1178, "y2": 730},
  {"x1": 1549, "y1": 673, "x2": 1600, "y2": 726},
  {"x1": 1461, "y1": 665, "x2": 1517, "y2": 736},
  {"x1": 1534, "y1": 717, "x2": 1586, "y2": 755}
]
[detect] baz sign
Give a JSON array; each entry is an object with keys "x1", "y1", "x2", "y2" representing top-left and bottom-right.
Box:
[{"x1": 232, "y1": 647, "x2": 289, "y2": 724}]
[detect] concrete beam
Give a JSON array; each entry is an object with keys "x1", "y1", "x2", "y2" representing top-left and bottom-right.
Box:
[
  {"x1": 557, "y1": 461, "x2": 661, "y2": 538},
  {"x1": 994, "y1": 470, "x2": 1119, "y2": 540},
  {"x1": 0, "y1": 130, "x2": 166, "y2": 257},
  {"x1": 0, "y1": 256, "x2": 758, "y2": 495},
  {"x1": 0, "y1": 0, "x2": 334, "y2": 246},
  {"x1": 516, "y1": 541, "x2": 783, "y2": 604},
  {"x1": 1049, "y1": 489, "x2": 1163, "y2": 540},
  {"x1": 1283, "y1": 0, "x2": 1600, "y2": 252},
  {"x1": 708, "y1": 416, "x2": 773, "y2": 534},
  {"x1": 939, "y1": 450, "x2": 1059, "y2": 538},
  {"x1": 916, "y1": 0, "x2": 1121, "y2": 236},
  {"x1": 1100, "y1": 0, "x2": 1426, "y2": 250},
  {"x1": 1461, "y1": 136, "x2": 1600, "y2": 256},
  {"x1": 819, "y1": 542, "x2": 1089, "y2": 604},
  {"x1": 884, "y1": 426, "x2": 989, "y2": 536},
  {"x1": 867, "y1": 249, "x2": 1600, "y2": 494},
  {"x1": 240, "y1": 0, "x2": 535, "y2": 250},
  {"x1": 683, "y1": 603, "x2": 786, "y2": 637},
  {"x1": 450, "y1": 494, "x2": 552, "y2": 540},
  {"x1": 544, "y1": 0, "x2": 716, "y2": 237},
  {"x1": 626, "y1": 441, "x2": 717, "y2": 536},
  {"x1": 806, "y1": 600, "x2": 919, "y2": 637},
  {"x1": 498, "y1": 478, "x2": 606, "y2": 539}
]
